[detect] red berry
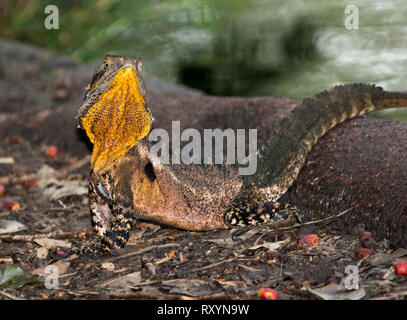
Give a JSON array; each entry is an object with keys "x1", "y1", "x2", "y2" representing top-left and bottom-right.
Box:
[
  {"x1": 299, "y1": 234, "x2": 319, "y2": 246},
  {"x1": 356, "y1": 248, "x2": 372, "y2": 259},
  {"x1": 360, "y1": 231, "x2": 372, "y2": 240},
  {"x1": 258, "y1": 288, "x2": 278, "y2": 300},
  {"x1": 45, "y1": 145, "x2": 58, "y2": 158},
  {"x1": 394, "y1": 261, "x2": 407, "y2": 276},
  {"x1": 0, "y1": 184, "x2": 5, "y2": 196},
  {"x1": 4, "y1": 201, "x2": 20, "y2": 211},
  {"x1": 25, "y1": 179, "x2": 38, "y2": 189}
]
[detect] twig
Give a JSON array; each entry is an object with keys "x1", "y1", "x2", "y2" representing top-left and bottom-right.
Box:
[
  {"x1": 109, "y1": 243, "x2": 181, "y2": 262},
  {"x1": 0, "y1": 289, "x2": 23, "y2": 300},
  {"x1": 0, "y1": 230, "x2": 89, "y2": 243},
  {"x1": 191, "y1": 257, "x2": 259, "y2": 272}
]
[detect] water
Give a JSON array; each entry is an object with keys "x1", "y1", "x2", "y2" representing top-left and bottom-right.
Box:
[{"x1": 3, "y1": 0, "x2": 407, "y2": 120}]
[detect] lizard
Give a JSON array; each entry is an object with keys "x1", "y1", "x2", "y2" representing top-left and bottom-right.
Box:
[{"x1": 76, "y1": 55, "x2": 407, "y2": 252}]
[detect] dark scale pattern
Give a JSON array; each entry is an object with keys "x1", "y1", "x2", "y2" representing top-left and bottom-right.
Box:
[{"x1": 101, "y1": 201, "x2": 134, "y2": 251}]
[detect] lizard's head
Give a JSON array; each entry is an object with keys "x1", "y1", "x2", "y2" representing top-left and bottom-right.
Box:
[{"x1": 77, "y1": 55, "x2": 153, "y2": 174}]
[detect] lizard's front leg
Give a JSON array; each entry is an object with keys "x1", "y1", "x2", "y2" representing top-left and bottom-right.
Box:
[
  {"x1": 82, "y1": 171, "x2": 134, "y2": 253},
  {"x1": 101, "y1": 198, "x2": 134, "y2": 251}
]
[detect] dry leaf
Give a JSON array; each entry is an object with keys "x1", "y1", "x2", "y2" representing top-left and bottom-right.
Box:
[
  {"x1": 40, "y1": 179, "x2": 87, "y2": 200},
  {"x1": 162, "y1": 279, "x2": 212, "y2": 297},
  {"x1": 248, "y1": 238, "x2": 289, "y2": 251},
  {"x1": 36, "y1": 247, "x2": 49, "y2": 259},
  {"x1": 0, "y1": 220, "x2": 26, "y2": 235},
  {"x1": 305, "y1": 282, "x2": 366, "y2": 300},
  {"x1": 0, "y1": 157, "x2": 14, "y2": 164},
  {"x1": 100, "y1": 271, "x2": 142, "y2": 290},
  {"x1": 233, "y1": 228, "x2": 262, "y2": 241},
  {"x1": 204, "y1": 238, "x2": 235, "y2": 248}
]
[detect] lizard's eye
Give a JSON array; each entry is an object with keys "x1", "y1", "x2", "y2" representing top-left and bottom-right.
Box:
[{"x1": 104, "y1": 63, "x2": 109, "y2": 69}]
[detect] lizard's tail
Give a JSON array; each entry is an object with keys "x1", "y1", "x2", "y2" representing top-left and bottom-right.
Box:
[
  {"x1": 224, "y1": 83, "x2": 407, "y2": 227},
  {"x1": 248, "y1": 83, "x2": 407, "y2": 200}
]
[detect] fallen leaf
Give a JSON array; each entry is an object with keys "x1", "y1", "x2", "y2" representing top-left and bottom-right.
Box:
[
  {"x1": 366, "y1": 253, "x2": 392, "y2": 267},
  {"x1": 0, "y1": 219, "x2": 27, "y2": 234},
  {"x1": 34, "y1": 238, "x2": 72, "y2": 249},
  {"x1": 36, "y1": 247, "x2": 49, "y2": 259},
  {"x1": 154, "y1": 250, "x2": 177, "y2": 265},
  {"x1": 0, "y1": 157, "x2": 14, "y2": 164},
  {"x1": 128, "y1": 229, "x2": 145, "y2": 242},
  {"x1": 383, "y1": 266, "x2": 398, "y2": 280},
  {"x1": 305, "y1": 282, "x2": 366, "y2": 300},
  {"x1": 40, "y1": 179, "x2": 87, "y2": 200},
  {"x1": 162, "y1": 279, "x2": 212, "y2": 297},
  {"x1": 204, "y1": 238, "x2": 235, "y2": 248},
  {"x1": 100, "y1": 271, "x2": 142, "y2": 291},
  {"x1": 0, "y1": 264, "x2": 41, "y2": 289},
  {"x1": 247, "y1": 238, "x2": 289, "y2": 251},
  {"x1": 36, "y1": 165, "x2": 56, "y2": 183}
]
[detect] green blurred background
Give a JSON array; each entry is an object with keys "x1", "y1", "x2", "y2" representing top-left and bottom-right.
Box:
[{"x1": 1, "y1": 0, "x2": 407, "y2": 120}]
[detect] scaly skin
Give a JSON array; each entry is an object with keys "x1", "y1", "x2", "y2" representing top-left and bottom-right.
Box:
[
  {"x1": 77, "y1": 56, "x2": 407, "y2": 252},
  {"x1": 224, "y1": 84, "x2": 407, "y2": 227}
]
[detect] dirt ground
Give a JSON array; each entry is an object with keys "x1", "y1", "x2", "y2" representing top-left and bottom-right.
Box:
[
  {"x1": 0, "y1": 158, "x2": 406, "y2": 300},
  {"x1": 0, "y1": 39, "x2": 406, "y2": 300}
]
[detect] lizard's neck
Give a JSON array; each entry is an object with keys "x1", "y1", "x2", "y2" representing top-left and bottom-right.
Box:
[{"x1": 81, "y1": 67, "x2": 152, "y2": 174}]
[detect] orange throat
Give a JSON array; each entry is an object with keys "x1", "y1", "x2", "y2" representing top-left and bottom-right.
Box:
[{"x1": 81, "y1": 67, "x2": 152, "y2": 174}]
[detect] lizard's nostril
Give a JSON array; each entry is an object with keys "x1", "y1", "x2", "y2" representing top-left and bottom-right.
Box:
[{"x1": 144, "y1": 161, "x2": 156, "y2": 181}]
